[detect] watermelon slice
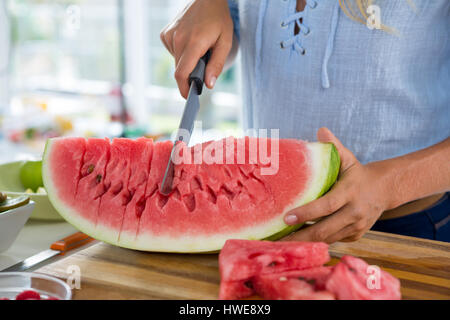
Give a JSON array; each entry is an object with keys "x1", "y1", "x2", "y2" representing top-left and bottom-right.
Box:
[
  {"x1": 325, "y1": 255, "x2": 402, "y2": 300},
  {"x1": 253, "y1": 267, "x2": 336, "y2": 300},
  {"x1": 219, "y1": 240, "x2": 330, "y2": 299},
  {"x1": 43, "y1": 137, "x2": 340, "y2": 253},
  {"x1": 219, "y1": 241, "x2": 402, "y2": 300}
]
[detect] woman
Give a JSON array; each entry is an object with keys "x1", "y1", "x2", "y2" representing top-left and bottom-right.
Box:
[{"x1": 160, "y1": 0, "x2": 450, "y2": 242}]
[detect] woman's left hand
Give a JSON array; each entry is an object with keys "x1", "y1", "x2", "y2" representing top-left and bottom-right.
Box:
[{"x1": 283, "y1": 127, "x2": 394, "y2": 243}]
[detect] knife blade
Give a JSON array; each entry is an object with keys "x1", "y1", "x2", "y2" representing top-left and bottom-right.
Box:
[
  {"x1": 160, "y1": 50, "x2": 211, "y2": 196},
  {"x1": 1, "y1": 232, "x2": 94, "y2": 272}
]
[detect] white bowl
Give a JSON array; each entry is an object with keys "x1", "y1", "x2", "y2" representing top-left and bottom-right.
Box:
[
  {"x1": 0, "y1": 201, "x2": 34, "y2": 253},
  {"x1": 0, "y1": 272, "x2": 72, "y2": 300}
]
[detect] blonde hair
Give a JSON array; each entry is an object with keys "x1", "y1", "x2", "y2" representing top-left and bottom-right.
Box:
[{"x1": 339, "y1": 0, "x2": 416, "y2": 34}]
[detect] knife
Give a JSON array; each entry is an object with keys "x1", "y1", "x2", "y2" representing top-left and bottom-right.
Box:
[
  {"x1": 1, "y1": 232, "x2": 94, "y2": 272},
  {"x1": 160, "y1": 50, "x2": 211, "y2": 196}
]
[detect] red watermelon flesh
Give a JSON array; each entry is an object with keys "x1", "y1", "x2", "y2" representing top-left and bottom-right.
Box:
[
  {"x1": 218, "y1": 280, "x2": 255, "y2": 301},
  {"x1": 97, "y1": 139, "x2": 133, "y2": 234},
  {"x1": 75, "y1": 138, "x2": 110, "y2": 226},
  {"x1": 253, "y1": 267, "x2": 335, "y2": 300},
  {"x1": 128, "y1": 140, "x2": 172, "y2": 243},
  {"x1": 219, "y1": 240, "x2": 330, "y2": 300},
  {"x1": 120, "y1": 138, "x2": 154, "y2": 243},
  {"x1": 43, "y1": 137, "x2": 340, "y2": 252},
  {"x1": 258, "y1": 266, "x2": 335, "y2": 291},
  {"x1": 325, "y1": 255, "x2": 401, "y2": 300}
]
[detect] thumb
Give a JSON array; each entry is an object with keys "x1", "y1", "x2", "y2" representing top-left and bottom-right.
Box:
[
  {"x1": 317, "y1": 127, "x2": 358, "y2": 172},
  {"x1": 204, "y1": 35, "x2": 232, "y2": 89}
]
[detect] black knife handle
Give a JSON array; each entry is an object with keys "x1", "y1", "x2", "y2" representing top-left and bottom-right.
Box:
[{"x1": 189, "y1": 50, "x2": 211, "y2": 95}]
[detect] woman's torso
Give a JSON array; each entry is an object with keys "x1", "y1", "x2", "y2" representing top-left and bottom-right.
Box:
[
  {"x1": 228, "y1": 0, "x2": 450, "y2": 217},
  {"x1": 231, "y1": 0, "x2": 450, "y2": 164}
]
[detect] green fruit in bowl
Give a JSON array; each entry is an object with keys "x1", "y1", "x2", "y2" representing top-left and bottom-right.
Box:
[
  {"x1": 0, "y1": 161, "x2": 62, "y2": 220},
  {"x1": 19, "y1": 161, "x2": 43, "y2": 192}
]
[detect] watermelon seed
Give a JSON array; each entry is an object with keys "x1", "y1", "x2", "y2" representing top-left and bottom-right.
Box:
[
  {"x1": 279, "y1": 276, "x2": 288, "y2": 282},
  {"x1": 96, "y1": 174, "x2": 102, "y2": 184},
  {"x1": 244, "y1": 281, "x2": 253, "y2": 289},
  {"x1": 87, "y1": 164, "x2": 95, "y2": 174},
  {"x1": 306, "y1": 279, "x2": 316, "y2": 286},
  {"x1": 267, "y1": 261, "x2": 278, "y2": 267}
]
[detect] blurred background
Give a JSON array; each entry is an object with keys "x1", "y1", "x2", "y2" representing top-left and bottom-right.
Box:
[{"x1": 0, "y1": 0, "x2": 242, "y2": 163}]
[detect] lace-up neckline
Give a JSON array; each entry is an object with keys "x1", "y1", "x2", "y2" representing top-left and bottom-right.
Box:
[
  {"x1": 280, "y1": 0, "x2": 317, "y2": 55},
  {"x1": 280, "y1": 0, "x2": 340, "y2": 88}
]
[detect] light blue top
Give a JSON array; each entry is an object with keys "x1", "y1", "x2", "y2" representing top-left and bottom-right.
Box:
[{"x1": 228, "y1": 0, "x2": 450, "y2": 164}]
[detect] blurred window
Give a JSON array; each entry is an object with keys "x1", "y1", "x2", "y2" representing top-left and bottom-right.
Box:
[{"x1": 5, "y1": 0, "x2": 241, "y2": 149}]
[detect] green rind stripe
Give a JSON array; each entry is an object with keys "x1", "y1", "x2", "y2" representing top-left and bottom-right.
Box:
[{"x1": 319, "y1": 144, "x2": 340, "y2": 197}]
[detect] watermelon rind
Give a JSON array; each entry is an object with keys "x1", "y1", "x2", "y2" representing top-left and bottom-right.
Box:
[
  {"x1": 265, "y1": 143, "x2": 340, "y2": 241},
  {"x1": 43, "y1": 140, "x2": 340, "y2": 253}
]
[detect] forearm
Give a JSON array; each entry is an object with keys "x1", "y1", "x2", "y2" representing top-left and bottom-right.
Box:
[{"x1": 373, "y1": 138, "x2": 450, "y2": 210}]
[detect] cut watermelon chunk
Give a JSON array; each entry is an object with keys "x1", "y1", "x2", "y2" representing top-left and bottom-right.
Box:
[
  {"x1": 325, "y1": 255, "x2": 402, "y2": 300},
  {"x1": 253, "y1": 267, "x2": 336, "y2": 300},
  {"x1": 219, "y1": 240, "x2": 330, "y2": 300},
  {"x1": 218, "y1": 240, "x2": 402, "y2": 300},
  {"x1": 43, "y1": 137, "x2": 340, "y2": 253}
]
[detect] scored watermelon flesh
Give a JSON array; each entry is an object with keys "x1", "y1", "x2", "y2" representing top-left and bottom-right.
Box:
[
  {"x1": 97, "y1": 139, "x2": 133, "y2": 235},
  {"x1": 219, "y1": 240, "x2": 330, "y2": 300},
  {"x1": 75, "y1": 138, "x2": 110, "y2": 226},
  {"x1": 253, "y1": 267, "x2": 335, "y2": 300},
  {"x1": 120, "y1": 138, "x2": 154, "y2": 243},
  {"x1": 43, "y1": 136, "x2": 339, "y2": 252}
]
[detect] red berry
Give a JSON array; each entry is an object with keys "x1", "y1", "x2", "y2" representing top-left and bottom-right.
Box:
[{"x1": 15, "y1": 290, "x2": 41, "y2": 300}]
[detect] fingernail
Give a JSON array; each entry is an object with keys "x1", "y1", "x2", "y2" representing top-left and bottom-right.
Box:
[
  {"x1": 285, "y1": 215, "x2": 298, "y2": 225},
  {"x1": 209, "y1": 76, "x2": 217, "y2": 88}
]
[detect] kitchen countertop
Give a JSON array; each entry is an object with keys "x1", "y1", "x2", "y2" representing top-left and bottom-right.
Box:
[
  {"x1": 0, "y1": 219, "x2": 77, "y2": 271},
  {"x1": 36, "y1": 231, "x2": 450, "y2": 300}
]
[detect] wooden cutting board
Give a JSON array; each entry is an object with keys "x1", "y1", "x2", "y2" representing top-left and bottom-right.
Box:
[{"x1": 35, "y1": 231, "x2": 450, "y2": 300}]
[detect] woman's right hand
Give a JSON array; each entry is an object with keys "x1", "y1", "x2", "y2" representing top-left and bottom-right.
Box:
[{"x1": 160, "y1": 0, "x2": 234, "y2": 99}]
